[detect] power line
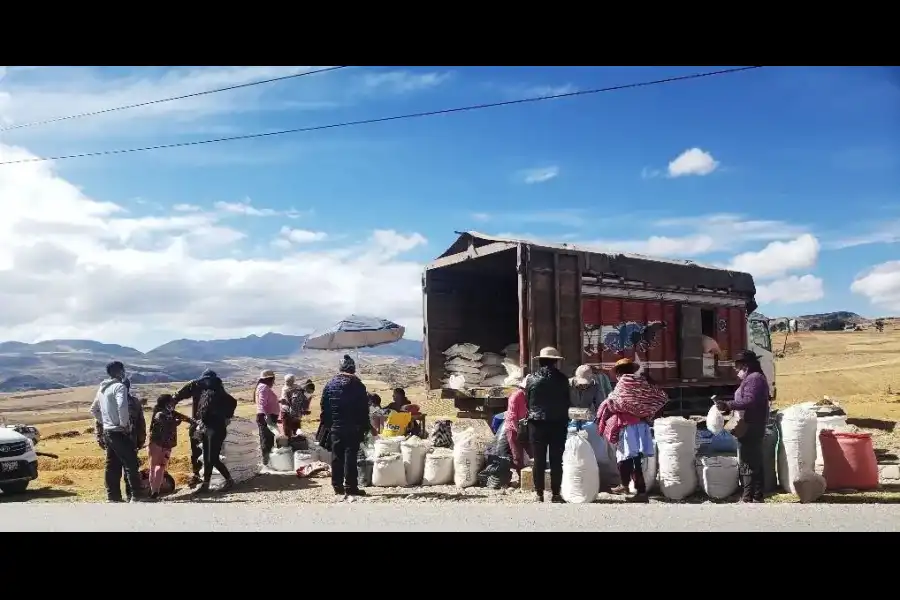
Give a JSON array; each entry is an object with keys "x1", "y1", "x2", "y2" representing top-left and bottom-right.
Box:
[
  {"x1": 0, "y1": 66, "x2": 350, "y2": 133},
  {"x1": 0, "y1": 66, "x2": 763, "y2": 166}
]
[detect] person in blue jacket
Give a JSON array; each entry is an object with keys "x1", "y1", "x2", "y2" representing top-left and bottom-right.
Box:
[{"x1": 320, "y1": 355, "x2": 370, "y2": 498}]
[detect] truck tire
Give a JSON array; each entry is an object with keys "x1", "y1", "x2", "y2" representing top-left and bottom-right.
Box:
[{"x1": 0, "y1": 480, "x2": 30, "y2": 495}]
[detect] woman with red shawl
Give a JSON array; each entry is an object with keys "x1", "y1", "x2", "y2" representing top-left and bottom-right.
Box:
[{"x1": 596, "y1": 358, "x2": 668, "y2": 500}]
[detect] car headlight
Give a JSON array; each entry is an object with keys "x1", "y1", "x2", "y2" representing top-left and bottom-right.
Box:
[{"x1": 24, "y1": 437, "x2": 34, "y2": 449}]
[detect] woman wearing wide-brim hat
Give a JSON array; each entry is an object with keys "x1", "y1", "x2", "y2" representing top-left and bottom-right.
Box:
[
  {"x1": 255, "y1": 369, "x2": 281, "y2": 467},
  {"x1": 524, "y1": 347, "x2": 571, "y2": 503},
  {"x1": 714, "y1": 349, "x2": 770, "y2": 503}
]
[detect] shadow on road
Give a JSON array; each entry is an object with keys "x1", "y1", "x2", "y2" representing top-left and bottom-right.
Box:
[
  {"x1": 166, "y1": 473, "x2": 323, "y2": 503},
  {"x1": 0, "y1": 486, "x2": 78, "y2": 503}
]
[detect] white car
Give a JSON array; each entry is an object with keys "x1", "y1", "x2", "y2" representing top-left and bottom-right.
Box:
[{"x1": 0, "y1": 426, "x2": 39, "y2": 495}]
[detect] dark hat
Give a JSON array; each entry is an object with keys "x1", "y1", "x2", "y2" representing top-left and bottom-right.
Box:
[
  {"x1": 340, "y1": 354, "x2": 356, "y2": 374},
  {"x1": 201, "y1": 369, "x2": 218, "y2": 379},
  {"x1": 734, "y1": 349, "x2": 761, "y2": 364}
]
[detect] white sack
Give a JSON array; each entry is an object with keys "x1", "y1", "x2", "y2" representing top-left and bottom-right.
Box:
[
  {"x1": 794, "y1": 471, "x2": 826, "y2": 503},
  {"x1": 482, "y1": 375, "x2": 508, "y2": 387},
  {"x1": 654, "y1": 417, "x2": 698, "y2": 500},
  {"x1": 452, "y1": 428, "x2": 480, "y2": 488},
  {"x1": 480, "y1": 364, "x2": 507, "y2": 378},
  {"x1": 778, "y1": 405, "x2": 818, "y2": 493},
  {"x1": 374, "y1": 437, "x2": 402, "y2": 457},
  {"x1": 401, "y1": 436, "x2": 428, "y2": 486},
  {"x1": 561, "y1": 434, "x2": 600, "y2": 503},
  {"x1": 423, "y1": 448, "x2": 454, "y2": 485},
  {"x1": 268, "y1": 447, "x2": 295, "y2": 472},
  {"x1": 372, "y1": 453, "x2": 407, "y2": 487},
  {"x1": 706, "y1": 405, "x2": 725, "y2": 435},
  {"x1": 481, "y1": 352, "x2": 505, "y2": 366},
  {"x1": 502, "y1": 343, "x2": 519, "y2": 358},
  {"x1": 443, "y1": 343, "x2": 480, "y2": 357},
  {"x1": 695, "y1": 456, "x2": 739, "y2": 499}
]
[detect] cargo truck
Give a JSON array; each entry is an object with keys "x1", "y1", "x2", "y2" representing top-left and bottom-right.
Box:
[{"x1": 422, "y1": 232, "x2": 774, "y2": 418}]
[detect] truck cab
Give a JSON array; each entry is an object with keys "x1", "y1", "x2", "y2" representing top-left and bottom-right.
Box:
[{"x1": 748, "y1": 313, "x2": 775, "y2": 400}]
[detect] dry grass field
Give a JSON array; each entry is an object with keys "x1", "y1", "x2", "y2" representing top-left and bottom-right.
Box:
[{"x1": 3, "y1": 324, "x2": 899, "y2": 503}]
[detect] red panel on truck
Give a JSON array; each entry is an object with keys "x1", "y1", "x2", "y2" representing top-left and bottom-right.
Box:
[{"x1": 582, "y1": 296, "x2": 679, "y2": 385}]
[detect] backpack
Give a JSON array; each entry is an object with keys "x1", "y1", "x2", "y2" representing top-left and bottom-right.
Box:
[
  {"x1": 129, "y1": 396, "x2": 147, "y2": 448},
  {"x1": 197, "y1": 387, "x2": 235, "y2": 424}
]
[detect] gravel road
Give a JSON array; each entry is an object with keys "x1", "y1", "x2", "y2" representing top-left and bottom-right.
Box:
[{"x1": 3, "y1": 502, "x2": 898, "y2": 531}]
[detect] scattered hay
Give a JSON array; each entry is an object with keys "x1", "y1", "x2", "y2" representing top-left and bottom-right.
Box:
[
  {"x1": 39, "y1": 456, "x2": 104, "y2": 471},
  {"x1": 83, "y1": 427, "x2": 95, "y2": 434},
  {"x1": 168, "y1": 456, "x2": 192, "y2": 471},
  {"x1": 44, "y1": 430, "x2": 83, "y2": 441},
  {"x1": 172, "y1": 471, "x2": 193, "y2": 486},
  {"x1": 45, "y1": 474, "x2": 75, "y2": 486}
]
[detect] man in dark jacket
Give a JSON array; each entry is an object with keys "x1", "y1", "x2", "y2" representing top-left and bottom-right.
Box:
[
  {"x1": 525, "y1": 347, "x2": 571, "y2": 503},
  {"x1": 320, "y1": 355, "x2": 369, "y2": 498},
  {"x1": 174, "y1": 369, "x2": 237, "y2": 490}
]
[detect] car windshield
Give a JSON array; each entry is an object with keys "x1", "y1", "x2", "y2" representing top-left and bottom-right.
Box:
[{"x1": 749, "y1": 319, "x2": 772, "y2": 352}]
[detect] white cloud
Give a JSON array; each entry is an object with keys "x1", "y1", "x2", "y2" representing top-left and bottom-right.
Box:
[
  {"x1": 524, "y1": 84, "x2": 578, "y2": 98},
  {"x1": 726, "y1": 234, "x2": 820, "y2": 279},
  {"x1": 757, "y1": 275, "x2": 825, "y2": 304},
  {"x1": 831, "y1": 219, "x2": 900, "y2": 249},
  {"x1": 278, "y1": 226, "x2": 328, "y2": 244},
  {"x1": 851, "y1": 261, "x2": 900, "y2": 312},
  {"x1": 480, "y1": 214, "x2": 811, "y2": 260},
  {"x1": 360, "y1": 71, "x2": 451, "y2": 94},
  {"x1": 520, "y1": 166, "x2": 560, "y2": 184},
  {"x1": 666, "y1": 148, "x2": 720, "y2": 178},
  {"x1": 173, "y1": 204, "x2": 200, "y2": 212},
  {"x1": 214, "y1": 200, "x2": 308, "y2": 219},
  {"x1": 0, "y1": 66, "x2": 449, "y2": 147},
  {"x1": 0, "y1": 141, "x2": 427, "y2": 349}
]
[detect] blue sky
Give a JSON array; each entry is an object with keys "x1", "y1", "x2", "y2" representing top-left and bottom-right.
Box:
[{"x1": 0, "y1": 66, "x2": 897, "y2": 349}]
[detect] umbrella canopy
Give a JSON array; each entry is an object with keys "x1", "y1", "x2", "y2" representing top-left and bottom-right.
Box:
[{"x1": 303, "y1": 315, "x2": 405, "y2": 351}]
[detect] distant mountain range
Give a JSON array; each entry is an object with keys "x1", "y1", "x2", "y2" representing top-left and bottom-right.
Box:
[{"x1": 0, "y1": 333, "x2": 423, "y2": 393}]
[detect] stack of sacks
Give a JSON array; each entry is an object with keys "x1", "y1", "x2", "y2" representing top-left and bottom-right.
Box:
[
  {"x1": 502, "y1": 343, "x2": 523, "y2": 386},
  {"x1": 442, "y1": 343, "x2": 484, "y2": 388},
  {"x1": 480, "y1": 352, "x2": 508, "y2": 386}
]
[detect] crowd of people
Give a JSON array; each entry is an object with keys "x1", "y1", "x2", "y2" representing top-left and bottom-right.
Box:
[
  {"x1": 88, "y1": 353, "x2": 420, "y2": 502},
  {"x1": 507, "y1": 346, "x2": 771, "y2": 504},
  {"x1": 89, "y1": 343, "x2": 770, "y2": 504}
]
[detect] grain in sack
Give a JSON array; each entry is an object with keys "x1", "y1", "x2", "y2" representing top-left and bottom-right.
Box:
[
  {"x1": 561, "y1": 433, "x2": 600, "y2": 503},
  {"x1": 372, "y1": 453, "x2": 407, "y2": 487},
  {"x1": 654, "y1": 417, "x2": 698, "y2": 500},
  {"x1": 401, "y1": 436, "x2": 428, "y2": 486},
  {"x1": 374, "y1": 436, "x2": 402, "y2": 457},
  {"x1": 452, "y1": 428, "x2": 480, "y2": 488},
  {"x1": 695, "y1": 455, "x2": 739, "y2": 499},
  {"x1": 423, "y1": 448, "x2": 454, "y2": 486},
  {"x1": 777, "y1": 404, "x2": 817, "y2": 494}
]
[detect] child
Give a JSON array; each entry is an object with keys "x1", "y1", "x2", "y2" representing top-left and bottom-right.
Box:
[
  {"x1": 280, "y1": 376, "x2": 316, "y2": 437},
  {"x1": 148, "y1": 394, "x2": 199, "y2": 500}
]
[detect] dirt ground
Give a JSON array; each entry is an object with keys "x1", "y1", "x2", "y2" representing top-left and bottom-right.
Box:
[{"x1": 3, "y1": 326, "x2": 899, "y2": 504}]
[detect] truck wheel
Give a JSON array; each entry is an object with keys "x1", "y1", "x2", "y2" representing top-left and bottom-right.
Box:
[{"x1": 0, "y1": 480, "x2": 30, "y2": 495}]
